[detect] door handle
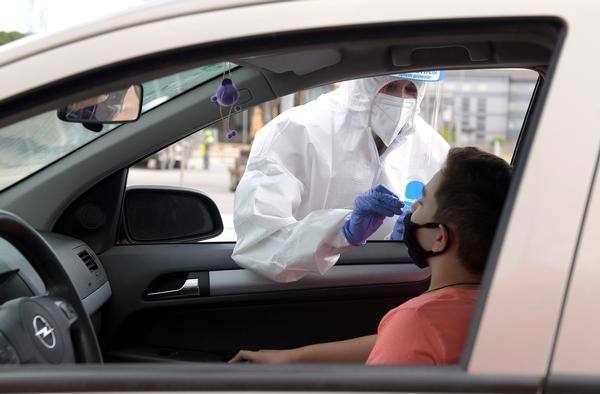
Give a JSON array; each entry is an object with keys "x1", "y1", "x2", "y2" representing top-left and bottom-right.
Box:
[{"x1": 146, "y1": 277, "x2": 199, "y2": 299}]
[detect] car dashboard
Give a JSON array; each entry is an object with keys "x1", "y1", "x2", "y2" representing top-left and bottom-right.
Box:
[{"x1": 0, "y1": 232, "x2": 111, "y2": 317}]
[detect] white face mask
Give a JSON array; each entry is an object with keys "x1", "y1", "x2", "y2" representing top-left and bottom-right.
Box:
[{"x1": 369, "y1": 94, "x2": 417, "y2": 146}]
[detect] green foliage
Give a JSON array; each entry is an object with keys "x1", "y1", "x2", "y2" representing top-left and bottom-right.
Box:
[
  {"x1": 440, "y1": 127, "x2": 456, "y2": 144},
  {"x1": 0, "y1": 31, "x2": 25, "y2": 46}
]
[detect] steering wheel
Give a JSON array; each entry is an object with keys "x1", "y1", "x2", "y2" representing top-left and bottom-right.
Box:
[{"x1": 0, "y1": 210, "x2": 102, "y2": 364}]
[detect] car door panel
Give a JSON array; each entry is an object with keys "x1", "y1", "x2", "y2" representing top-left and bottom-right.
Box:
[
  {"x1": 99, "y1": 243, "x2": 428, "y2": 362},
  {"x1": 210, "y1": 264, "x2": 429, "y2": 296}
]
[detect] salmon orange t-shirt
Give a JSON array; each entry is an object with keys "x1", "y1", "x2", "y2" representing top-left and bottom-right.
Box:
[{"x1": 366, "y1": 288, "x2": 479, "y2": 365}]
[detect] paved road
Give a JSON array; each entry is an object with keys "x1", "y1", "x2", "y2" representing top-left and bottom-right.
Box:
[{"x1": 128, "y1": 156, "x2": 237, "y2": 242}]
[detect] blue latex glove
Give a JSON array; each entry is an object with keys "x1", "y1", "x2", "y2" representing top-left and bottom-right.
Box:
[
  {"x1": 390, "y1": 210, "x2": 408, "y2": 241},
  {"x1": 343, "y1": 185, "x2": 404, "y2": 246}
]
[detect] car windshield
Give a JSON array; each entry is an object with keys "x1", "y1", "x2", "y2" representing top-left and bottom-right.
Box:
[{"x1": 0, "y1": 62, "x2": 232, "y2": 192}]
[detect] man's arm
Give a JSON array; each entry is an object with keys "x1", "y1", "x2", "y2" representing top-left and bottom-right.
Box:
[{"x1": 230, "y1": 335, "x2": 377, "y2": 364}]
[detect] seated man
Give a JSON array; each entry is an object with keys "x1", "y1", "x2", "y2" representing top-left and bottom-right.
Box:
[{"x1": 230, "y1": 146, "x2": 512, "y2": 365}]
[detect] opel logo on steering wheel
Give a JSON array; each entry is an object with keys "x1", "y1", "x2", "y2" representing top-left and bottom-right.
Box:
[{"x1": 33, "y1": 315, "x2": 56, "y2": 349}]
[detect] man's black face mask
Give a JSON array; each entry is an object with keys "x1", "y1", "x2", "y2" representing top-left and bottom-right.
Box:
[{"x1": 402, "y1": 212, "x2": 449, "y2": 268}]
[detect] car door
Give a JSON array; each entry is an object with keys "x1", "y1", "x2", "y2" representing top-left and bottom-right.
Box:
[{"x1": 0, "y1": 1, "x2": 595, "y2": 393}]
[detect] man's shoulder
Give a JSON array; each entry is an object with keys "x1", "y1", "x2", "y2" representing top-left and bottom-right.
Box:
[
  {"x1": 388, "y1": 292, "x2": 434, "y2": 314},
  {"x1": 381, "y1": 293, "x2": 434, "y2": 324},
  {"x1": 386, "y1": 289, "x2": 479, "y2": 317}
]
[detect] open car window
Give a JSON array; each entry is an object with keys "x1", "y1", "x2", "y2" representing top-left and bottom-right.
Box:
[{"x1": 128, "y1": 68, "x2": 539, "y2": 242}]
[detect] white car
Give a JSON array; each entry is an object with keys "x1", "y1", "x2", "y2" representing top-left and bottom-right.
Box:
[{"x1": 0, "y1": 0, "x2": 597, "y2": 393}]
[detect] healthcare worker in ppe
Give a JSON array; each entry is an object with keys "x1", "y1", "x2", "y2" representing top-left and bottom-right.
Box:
[{"x1": 232, "y1": 72, "x2": 450, "y2": 283}]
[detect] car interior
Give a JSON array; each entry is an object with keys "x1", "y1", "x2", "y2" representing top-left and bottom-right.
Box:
[{"x1": 0, "y1": 17, "x2": 563, "y2": 371}]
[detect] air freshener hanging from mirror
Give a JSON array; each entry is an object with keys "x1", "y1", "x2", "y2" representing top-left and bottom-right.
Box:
[{"x1": 211, "y1": 63, "x2": 242, "y2": 140}]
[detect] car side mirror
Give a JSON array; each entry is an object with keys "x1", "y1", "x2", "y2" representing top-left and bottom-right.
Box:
[
  {"x1": 57, "y1": 85, "x2": 143, "y2": 125},
  {"x1": 122, "y1": 186, "x2": 223, "y2": 243}
]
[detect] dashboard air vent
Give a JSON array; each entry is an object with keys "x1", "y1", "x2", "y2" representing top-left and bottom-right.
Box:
[{"x1": 78, "y1": 250, "x2": 98, "y2": 272}]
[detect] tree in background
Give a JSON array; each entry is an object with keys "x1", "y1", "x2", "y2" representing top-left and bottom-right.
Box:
[{"x1": 0, "y1": 31, "x2": 25, "y2": 46}]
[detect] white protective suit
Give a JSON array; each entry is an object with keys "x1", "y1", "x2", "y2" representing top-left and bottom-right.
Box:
[{"x1": 232, "y1": 75, "x2": 450, "y2": 283}]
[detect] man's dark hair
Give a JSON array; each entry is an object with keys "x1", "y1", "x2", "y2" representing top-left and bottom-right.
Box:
[{"x1": 434, "y1": 147, "x2": 512, "y2": 274}]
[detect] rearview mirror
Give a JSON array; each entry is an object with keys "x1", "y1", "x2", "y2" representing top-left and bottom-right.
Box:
[
  {"x1": 57, "y1": 85, "x2": 143, "y2": 124},
  {"x1": 122, "y1": 186, "x2": 223, "y2": 243}
]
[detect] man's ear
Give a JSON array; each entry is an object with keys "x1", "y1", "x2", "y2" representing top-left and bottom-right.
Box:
[{"x1": 431, "y1": 224, "x2": 450, "y2": 253}]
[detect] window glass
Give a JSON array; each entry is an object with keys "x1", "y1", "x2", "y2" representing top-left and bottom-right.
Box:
[
  {"x1": 0, "y1": 63, "x2": 232, "y2": 192},
  {"x1": 127, "y1": 68, "x2": 538, "y2": 242},
  {"x1": 419, "y1": 69, "x2": 537, "y2": 161}
]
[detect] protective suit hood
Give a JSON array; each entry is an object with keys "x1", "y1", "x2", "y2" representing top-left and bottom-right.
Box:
[
  {"x1": 333, "y1": 75, "x2": 426, "y2": 112},
  {"x1": 329, "y1": 75, "x2": 427, "y2": 145}
]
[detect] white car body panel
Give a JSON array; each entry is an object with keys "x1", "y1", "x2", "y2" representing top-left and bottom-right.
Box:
[
  {"x1": 0, "y1": 0, "x2": 266, "y2": 67},
  {"x1": 0, "y1": 0, "x2": 598, "y2": 381},
  {"x1": 0, "y1": 0, "x2": 582, "y2": 102},
  {"x1": 550, "y1": 146, "x2": 600, "y2": 375}
]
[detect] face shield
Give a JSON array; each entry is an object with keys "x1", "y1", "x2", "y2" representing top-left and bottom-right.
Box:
[
  {"x1": 373, "y1": 71, "x2": 446, "y2": 213},
  {"x1": 381, "y1": 73, "x2": 446, "y2": 168},
  {"x1": 369, "y1": 71, "x2": 445, "y2": 147},
  {"x1": 393, "y1": 71, "x2": 446, "y2": 129}
]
